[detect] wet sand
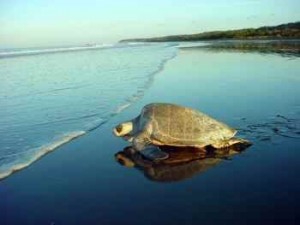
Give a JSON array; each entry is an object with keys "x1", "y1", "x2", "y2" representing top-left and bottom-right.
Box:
[{"x1": 1, "y1": 47, "x2": 299, "y2": 225}]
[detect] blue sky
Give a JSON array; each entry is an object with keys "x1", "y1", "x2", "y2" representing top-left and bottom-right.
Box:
[{"x1": 0, "y1": 0, "x2": 299, "y2": 47}]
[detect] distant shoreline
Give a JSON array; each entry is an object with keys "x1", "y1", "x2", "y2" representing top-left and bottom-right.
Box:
[
  {"x1": 179, "y1": 39, "x2": 300, "y2": 57},
  {"x1": 120, "y1": 21, "x2": 300, "y2": 43}
]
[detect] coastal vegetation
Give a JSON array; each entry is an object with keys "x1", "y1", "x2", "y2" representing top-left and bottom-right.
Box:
[
  {"x1": 180, "y1": 40, "x2": 300, "y2": 57},
  {"x1": 120, "y1": 22, "x2": 300, "y2": 42}
]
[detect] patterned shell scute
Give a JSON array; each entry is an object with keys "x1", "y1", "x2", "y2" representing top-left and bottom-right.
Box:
[{"x1": 142, "y1": 103, "x2": 236, "y2": 145}]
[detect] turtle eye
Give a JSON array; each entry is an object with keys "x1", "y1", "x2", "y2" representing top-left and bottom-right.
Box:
[{"x1": 116, "y1": 125, "x2": 123, "y2": 133}]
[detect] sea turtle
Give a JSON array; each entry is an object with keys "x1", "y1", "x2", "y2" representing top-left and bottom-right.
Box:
[{"x1": 113, "y1": 103, "x2": 250, "y2": 161}]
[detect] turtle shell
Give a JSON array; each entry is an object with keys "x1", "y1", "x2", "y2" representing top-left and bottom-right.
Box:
[{"x1": 140, "y1": 103, "x2": 236, "y2": 147}]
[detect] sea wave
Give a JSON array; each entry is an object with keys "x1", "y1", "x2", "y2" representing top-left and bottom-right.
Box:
[
  {"x1": 0, "y1": 131, "x2": 85, "y2": 180},
  {"x1": 0, "y1": 42, "x2": 163, "y2": 59},
  {"x1": 0, "y1": 43, "x2": 178, "y2": 180},
  {"x1": 0, "y1": 44, "x2": 116, "y2": 59}
]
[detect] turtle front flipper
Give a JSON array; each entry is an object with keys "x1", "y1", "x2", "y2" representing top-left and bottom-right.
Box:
[
  {"x1": 133, "y1": 131, "x2": 169, "y2": 161},
  {"x1": 140, "y1": 145, "x2": 169, "y2": 161},
  {"x1": 132, "y1": 131, "x2": 151, "y2": 151}
]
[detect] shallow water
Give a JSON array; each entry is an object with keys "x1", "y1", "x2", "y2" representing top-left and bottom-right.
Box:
[
  {"x1": 1, "y1": 41, "x2": 300, "y2": 225},
  {"x1": 0, "y1": 43, "x2": 177, "y2": 179}
]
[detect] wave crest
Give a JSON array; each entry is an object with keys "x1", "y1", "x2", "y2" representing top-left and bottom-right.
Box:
[
  {"x1": 0, "y1": 43, "x2": 178, "y2": 180},
  {"x1": 0, "y1": 131, "x2": 85, "y2": 180}
]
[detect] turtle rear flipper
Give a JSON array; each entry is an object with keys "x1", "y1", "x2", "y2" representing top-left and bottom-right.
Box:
[
  {"x1": 211, "y1": 138, "x2": 252, "y2": 149},
  {"x1": 140, "y1": 145, "x2": 169, "y2": 161}
]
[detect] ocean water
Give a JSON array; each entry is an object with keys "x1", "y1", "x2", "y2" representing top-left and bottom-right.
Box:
[{"x1": 0, "y1": 43, "x2": 177, "y2": 179}]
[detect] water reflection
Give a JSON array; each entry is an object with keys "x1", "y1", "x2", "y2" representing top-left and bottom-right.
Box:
[
  {"x1": 180, "y1": 40, "x2": 300, "y2": 57},
  {"x1": 115, "y1": 143, "x2": 251, "y2": 183}
]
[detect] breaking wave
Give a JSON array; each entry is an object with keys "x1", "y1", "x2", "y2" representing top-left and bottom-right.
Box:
[
  {"x1": 0, "y1": 44, "x2": 116, "y2": 58},
  {"x1": 0, "y1": 43, "x2": 178, "y2": 180},
  {"x1": 0, "y1": 131, "x2": 85, "y2": 180}
]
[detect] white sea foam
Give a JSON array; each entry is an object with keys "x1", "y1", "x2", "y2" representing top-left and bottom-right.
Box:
[
  {"x1": 0, "y1": 44, "x2": 115, "y2": 58},
  {"x1": 116, "y1": 103, "x2": 132, "y2": 113},
  {"x1": 0, "y1": 131, "x2": 85, "y2": 180},
  {"x1": 0, "y1": 43, "x2": 178, "y2": 180}
]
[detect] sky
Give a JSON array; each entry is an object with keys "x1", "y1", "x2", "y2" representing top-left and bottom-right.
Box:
[{"x1": 0, "y1": 0, "x2": 299, "y2": 48}]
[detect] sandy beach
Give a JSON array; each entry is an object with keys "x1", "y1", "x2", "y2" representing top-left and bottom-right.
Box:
[{"x1": 1, "y1": 46, "x2": 300, "y2": 225}]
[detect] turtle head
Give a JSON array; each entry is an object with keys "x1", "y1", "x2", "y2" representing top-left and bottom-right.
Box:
[{"x1": 113, "y1": 122, "x2": 133, "y2": 138}]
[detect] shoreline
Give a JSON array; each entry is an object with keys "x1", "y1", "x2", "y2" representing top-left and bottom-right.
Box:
[
  {"x1": 1, "y1": 45, "x2": 299, "y2": 225},
  {"x1": 0, "y1": 131, "x2": 86, "y2": 181},
  {"x1": 0, "y1": 44, "x2": 178, "y2": 182}
]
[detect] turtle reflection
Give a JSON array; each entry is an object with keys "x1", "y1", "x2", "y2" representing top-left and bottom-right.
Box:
[{"x1": 115, "y1": 142, "x2": 251, "y2": 183}]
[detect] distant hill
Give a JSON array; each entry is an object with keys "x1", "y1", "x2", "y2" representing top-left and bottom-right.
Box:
[{"x1": 120, "y1": 22, "x2": 300, "y2": 42}]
